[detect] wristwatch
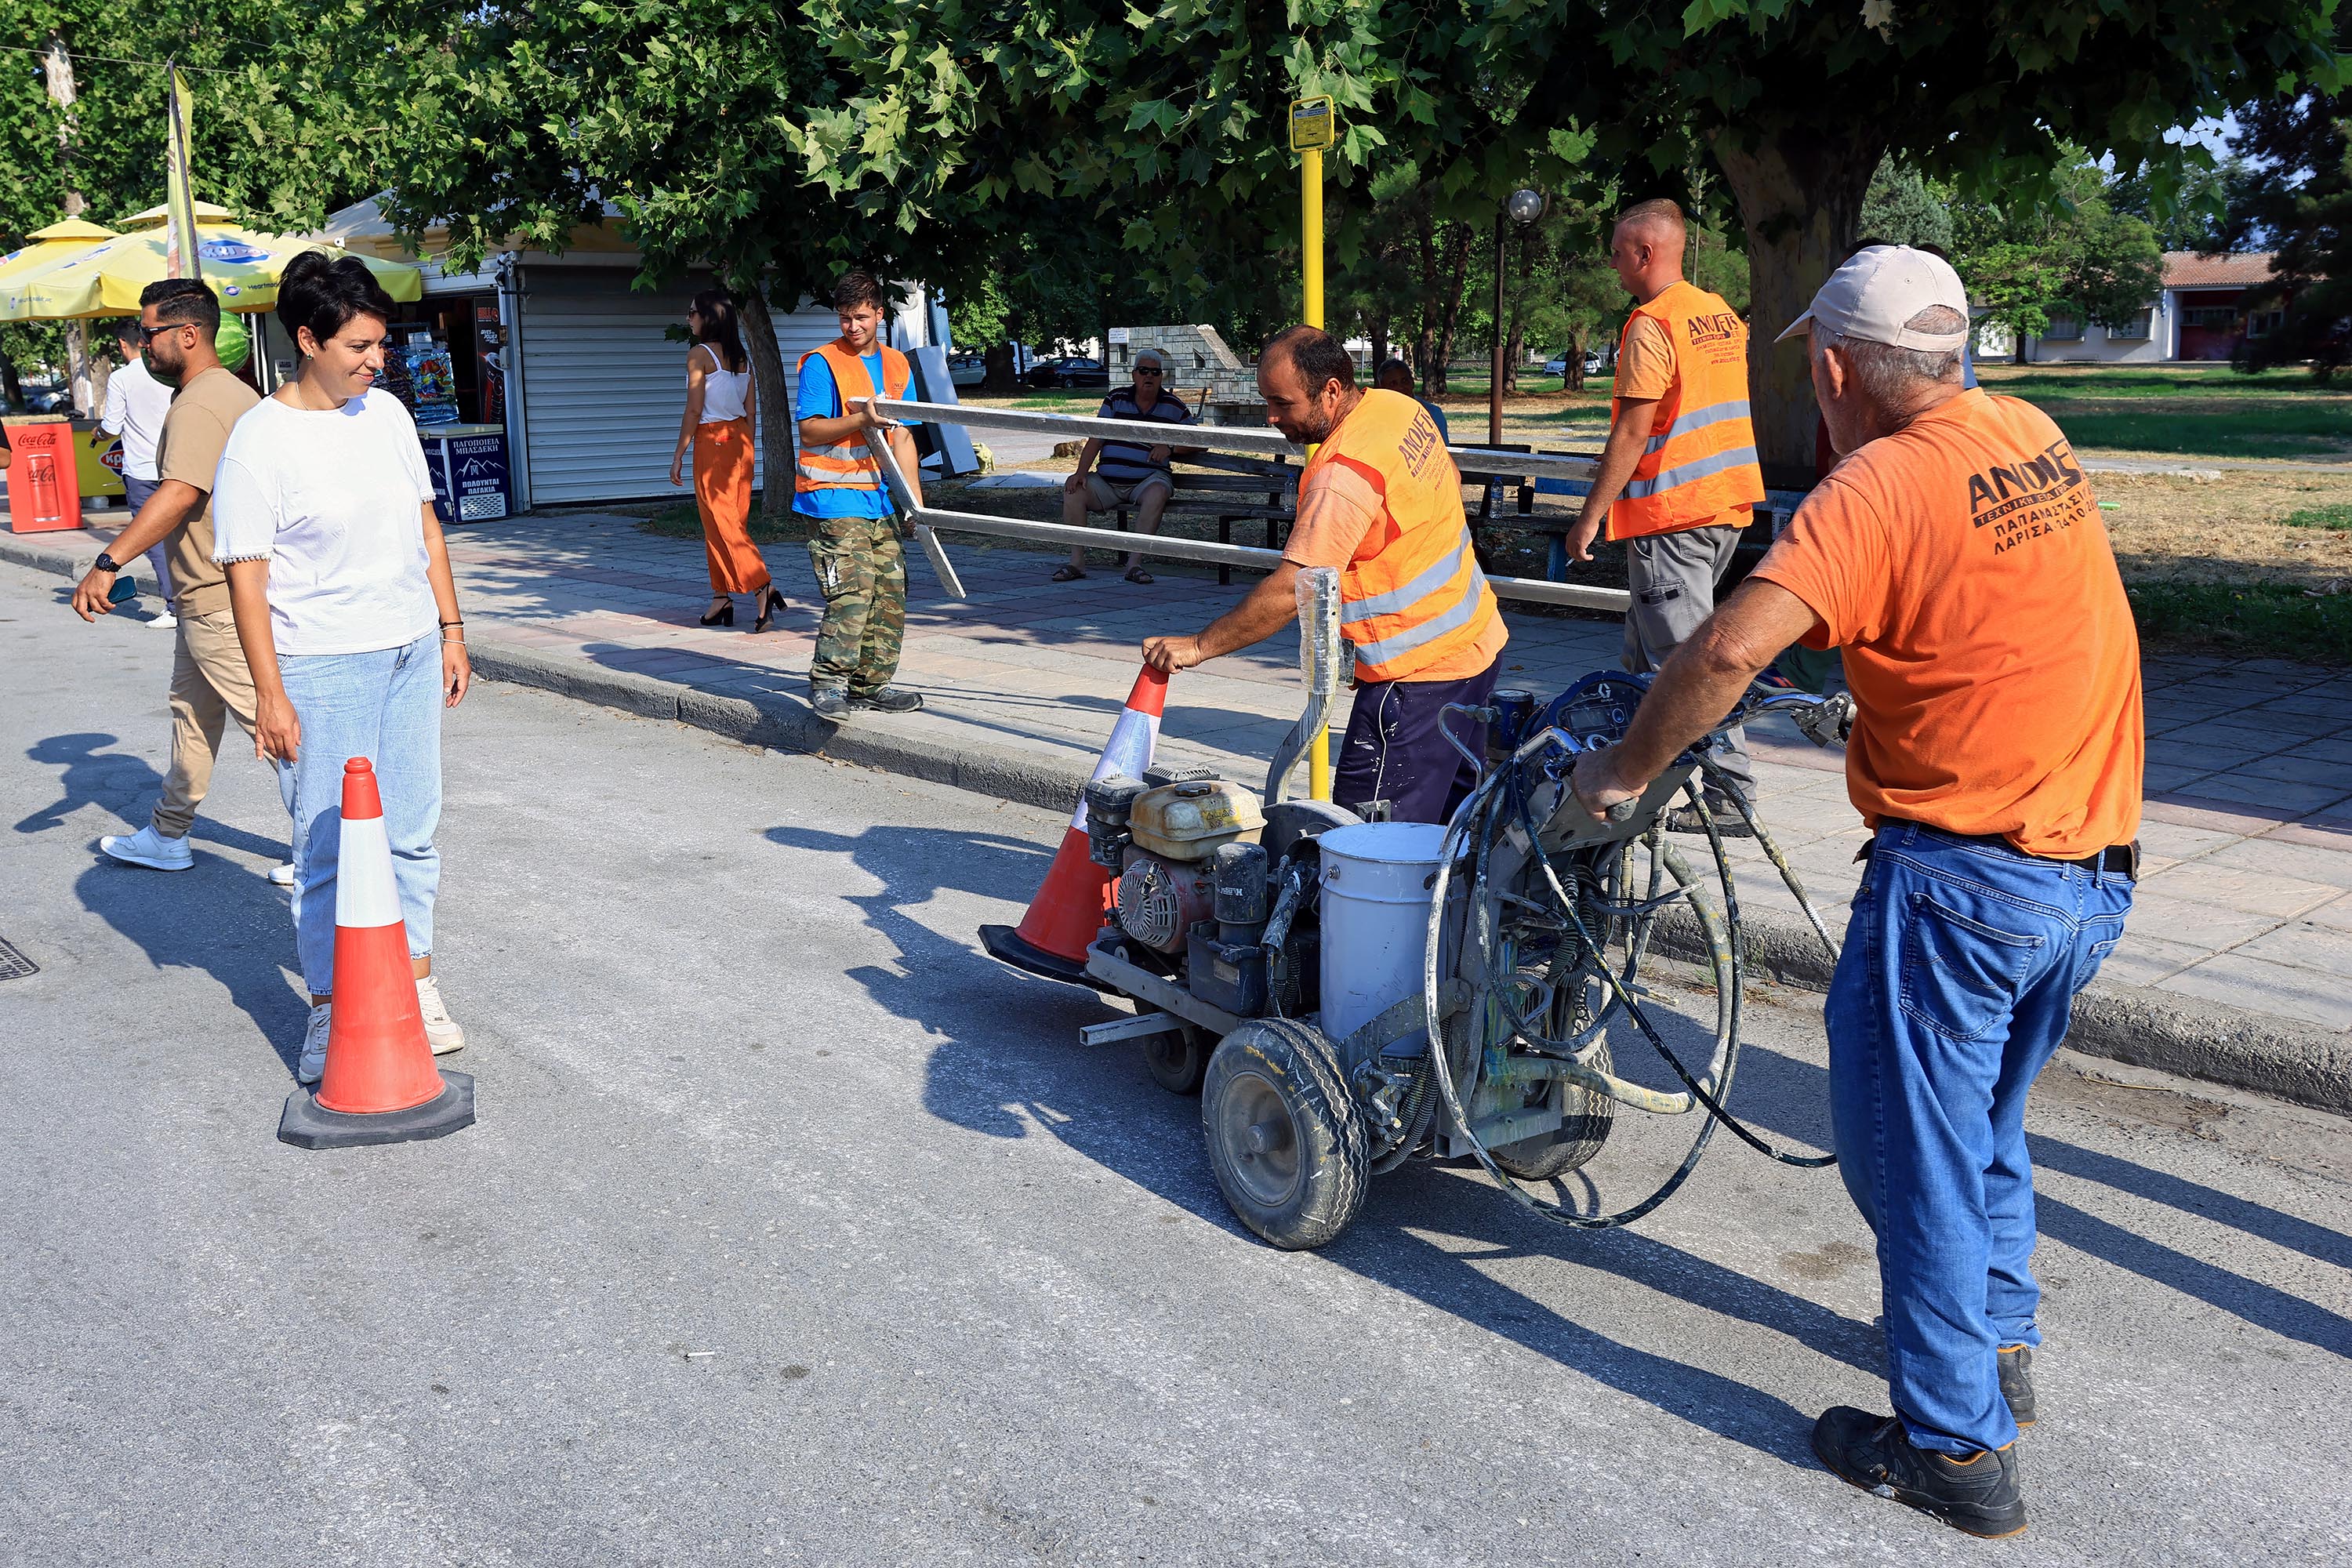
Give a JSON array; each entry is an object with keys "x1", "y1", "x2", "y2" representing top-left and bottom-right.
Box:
[{"x1": 93, "y1": 551, "x2": 122, "y2": 575}]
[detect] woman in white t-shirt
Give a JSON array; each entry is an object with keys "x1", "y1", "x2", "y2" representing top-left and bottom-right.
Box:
[{"x1": 213, "y1": 251, "x2": 472, "y2": 1086}]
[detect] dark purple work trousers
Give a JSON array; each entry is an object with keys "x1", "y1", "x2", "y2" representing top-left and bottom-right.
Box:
[{"x1": 1331, "y1": 659, "x2": 1499, "y2": 826}]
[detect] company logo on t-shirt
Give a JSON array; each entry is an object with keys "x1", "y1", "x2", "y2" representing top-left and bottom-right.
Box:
[{"x1": 1967, "y1": 438, "x2": 2093, "y2": 554}]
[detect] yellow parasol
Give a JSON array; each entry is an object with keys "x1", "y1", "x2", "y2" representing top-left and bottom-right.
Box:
[
  {"x1": 0, "y1": 202, "x2": 423, "y2": 322},
  {"x1": 0, "y1": 218, "x2": 121, "y2": 290}
]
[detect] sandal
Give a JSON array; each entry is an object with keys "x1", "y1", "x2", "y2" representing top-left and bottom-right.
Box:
[
  {"x1": 1052, "y1": 564, "x2": 1087, "y2": 582},
  {"x1": 1124, "y1": 566, "x2": 1156, "y2": 585}
]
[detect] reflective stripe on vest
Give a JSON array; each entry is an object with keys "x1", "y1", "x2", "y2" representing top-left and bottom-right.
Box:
[
  {"x1": 1607, "y1": 283, "x2": 1766, "y2": 542},
  {"x1": 1311, "y1": 390, "x2": 1504, "y2": 683},
  {"x1": 795, "y1": 343, "x2": 911, "y2": 493}
]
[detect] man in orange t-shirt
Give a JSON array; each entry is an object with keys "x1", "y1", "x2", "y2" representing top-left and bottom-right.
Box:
[
  {"x1": 1570, "y1": 248, "x2": 2141, "y2": 1540},
  {"x1": 1143, "y1": 326, "x2": 1506, "y2": 822}
]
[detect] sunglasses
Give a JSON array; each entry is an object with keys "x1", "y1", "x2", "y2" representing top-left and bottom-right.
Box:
[
  {"x1": 134, "y1": 321, "x2": 191, "y2": 345},
  {"x1": 1135, "y1": 366, "x2": 1163, "y2": 376}
]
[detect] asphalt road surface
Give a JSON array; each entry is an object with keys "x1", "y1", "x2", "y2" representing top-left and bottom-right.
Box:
[{"x1": 3, "y1": 557, "x2": 2348, "y2": 1566}]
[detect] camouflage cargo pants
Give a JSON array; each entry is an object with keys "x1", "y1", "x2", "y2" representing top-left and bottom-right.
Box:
[{"x1": 806, "y1": 513, "x2": 908, "y2": 694}]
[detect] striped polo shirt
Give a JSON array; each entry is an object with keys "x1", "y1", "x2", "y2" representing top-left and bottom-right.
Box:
[{"x1": 1094, "y1": 388, "x2": 1193, "y2": 485}]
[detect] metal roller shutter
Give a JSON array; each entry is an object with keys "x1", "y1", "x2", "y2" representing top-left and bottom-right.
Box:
[{"x1": 515, "y1": 265, "x2": 909, "y2": 508}]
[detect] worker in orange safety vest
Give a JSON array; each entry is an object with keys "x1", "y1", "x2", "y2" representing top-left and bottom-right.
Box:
[
  {"x1": 794, "y1": 270, "x2": 926, "y2": 720},
  {"x1": 1563, "y1": 198, "x2": 1767, "y2": 833},
  {"x1": 1142, "y1": 326, "x2": 1507, "y2": 824}
]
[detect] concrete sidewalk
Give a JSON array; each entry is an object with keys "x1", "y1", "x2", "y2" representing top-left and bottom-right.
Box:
[{"x1": 9, "y1": 509, "x2": 2350, "y2": 1109}]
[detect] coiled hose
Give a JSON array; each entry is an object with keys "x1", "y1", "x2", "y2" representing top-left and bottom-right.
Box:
[{"x1": 1406, "y1": 729, "x2": 1842, "y2": 1230}]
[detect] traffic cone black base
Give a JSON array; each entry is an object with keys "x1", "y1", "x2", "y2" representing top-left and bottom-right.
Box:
[
  {"x1": 278, "y1": 1070, "x2": 475, "y2": 1150},
  {"x1": 979, "y1": 923, "x2": 1112, "y2": 990}
]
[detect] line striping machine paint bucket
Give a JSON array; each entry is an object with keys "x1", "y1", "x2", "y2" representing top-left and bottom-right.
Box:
[{"x1": 1317, "y1": 821, "x2": 1450, "y2": 1050}]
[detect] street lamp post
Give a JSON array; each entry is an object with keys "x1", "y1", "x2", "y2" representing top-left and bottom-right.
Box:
[{"x1": 1490, "y1": 187, "x2": 1548, "y2": 448}]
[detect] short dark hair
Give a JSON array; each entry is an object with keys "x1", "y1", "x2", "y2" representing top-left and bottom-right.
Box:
[
  {"x1": 113, "y1": 316, "x2": 144, "y2": 345},
  {"x1": 1263, "y1": 326, "x2": 1356, "y2": 396},
  {"x1": 140, "y1": 277, "x2": 220, "y2": 337},
  {"x1": 276, "y1": 249, "x2": 395, "y2": 350},
  {"x1": 1374, "y1": 356, "x2": 1412, "y2": 383},
  {"x1": 832, "y1": 271, "x2": 887, "y2": 313}
]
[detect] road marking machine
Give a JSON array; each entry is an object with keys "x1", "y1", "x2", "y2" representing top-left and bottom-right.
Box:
[{"x1": 982, "y1": 568, "x2": 1855, "y2": 1249}]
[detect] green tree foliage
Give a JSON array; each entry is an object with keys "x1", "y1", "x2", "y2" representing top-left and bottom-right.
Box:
[
  {"x1": 1858, "y1": 161, "x2": 1955, "y2": 252},
  {"x1": 2108, "y1": 154, "x2": 2256, "y2": 252},
  {"x1": 0, "y1": 8, "x2": 381, "y2": 404},
  {"x1": 1947, "y1": 158, "x2": 2166, "y2": 348},
  {"x1": 2223, "y1": 20, "x2": 2352, "y2": 379}
]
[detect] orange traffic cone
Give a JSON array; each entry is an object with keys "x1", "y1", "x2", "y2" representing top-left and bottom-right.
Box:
[
  {"x1": 981, "y1": 663, "x2": 1167, "y2": 986},
  {"x1": 278, "y1": 758, "x2": 476, "y2": 1149}
]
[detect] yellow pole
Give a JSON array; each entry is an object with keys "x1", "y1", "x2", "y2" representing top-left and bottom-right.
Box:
[{"x1": 1301, "y1": 143, "x2": 1332, "y2": 802}]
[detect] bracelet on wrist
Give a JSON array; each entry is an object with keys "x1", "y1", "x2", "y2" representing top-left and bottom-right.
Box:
[{"x1": 439, "y1": 618, "x2": 463, "y2": 628}]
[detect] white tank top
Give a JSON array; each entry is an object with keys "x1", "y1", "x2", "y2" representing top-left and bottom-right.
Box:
[{"x1": 693, "y1": 344, "x2": 750, "y2": 423}]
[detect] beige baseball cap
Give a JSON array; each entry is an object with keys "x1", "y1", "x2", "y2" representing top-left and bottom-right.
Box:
[{"x1": 1775, "y1": 245, "x2": 1971, "y2": 351}]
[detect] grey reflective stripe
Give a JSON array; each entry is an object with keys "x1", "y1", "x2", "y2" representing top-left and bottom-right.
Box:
[
  {"x1": 1348, "y1": 568, "x2": 1493, "y2": 666},
  {"x1": 1344, "y1": 531, "x2": 1475, "y2": 621},
  {"x1": 1642, "y1": 399, "x2": 1753, "y2": 455},
  {"x1": 1621, "y1": 443, "x2": 1762, "y2": 499}
]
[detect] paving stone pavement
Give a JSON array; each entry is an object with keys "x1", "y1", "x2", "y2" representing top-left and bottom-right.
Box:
[{"x1": 12, "y1": 507, "x2": 2350, "y2": 1041}]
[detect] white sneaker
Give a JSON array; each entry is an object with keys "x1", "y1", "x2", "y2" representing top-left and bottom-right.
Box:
[
  {"x1": 415, "y1": 975, "x2": 466, "y2": 1055},
  {"x1": 267, "y1": 862, "x2": 296, "y2": 887},
  {"x1": 297, "y1": 1002, "x2": 332, "y2": 1084},
  {"x1": 99, "y1": 824, "x2": 194, "y2": 871},
  {"x1": 151, "y1": 610, "x2": 177, "y2": 630}
]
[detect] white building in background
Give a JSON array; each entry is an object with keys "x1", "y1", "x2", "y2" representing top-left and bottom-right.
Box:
[
  {"x1": 317, "y1": 197, "x2": 944, "y2": 509},
  {"x1": 2009, "y1": 252, "x2": 2280, "y2": 367}
]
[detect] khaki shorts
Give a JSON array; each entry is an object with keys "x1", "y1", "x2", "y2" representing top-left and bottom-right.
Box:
[{"x1": 1083, "y1": 471, "x2": 1173, "y2": 511}]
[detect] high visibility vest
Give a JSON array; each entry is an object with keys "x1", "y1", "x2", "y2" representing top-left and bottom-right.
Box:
[
  {"x1": 1607, "y1": 281, "x2": 1766, "y2": 542},
  {"x1": 794, "y1": 341, "x2": 913, "y2": 495},
  {"x1": 1310, "y1": 390, "x2": 1504, "y2": 683}
]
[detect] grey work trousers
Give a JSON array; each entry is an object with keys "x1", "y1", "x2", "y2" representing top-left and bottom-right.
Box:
[{"x1": 1622, "y1": 521, "x2": 1755, "y2": 804}]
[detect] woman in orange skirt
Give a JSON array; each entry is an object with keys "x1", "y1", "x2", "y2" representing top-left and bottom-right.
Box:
[{"x1": 670, "y1": 289, "x2": 786, "y2": 630}]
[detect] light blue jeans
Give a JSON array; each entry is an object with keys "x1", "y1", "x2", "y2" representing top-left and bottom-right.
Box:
[
  {"x1": 1828, "y1": 822, "x2": 2132, "y2": 1455},
  {"x1": 274, "y1": 633, "x2": 444, "y2": 996}
]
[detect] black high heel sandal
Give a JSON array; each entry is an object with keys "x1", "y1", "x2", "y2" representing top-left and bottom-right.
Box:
[
  {"x1": 753, "y1": 586, "x2": 786, "y2": 633},
  {"x1": 699, "y1": 598, "x2": 735, "y2": 627}
]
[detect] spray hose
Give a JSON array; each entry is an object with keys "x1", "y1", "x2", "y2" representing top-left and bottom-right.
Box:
[{"x1": 1409, "y1": 712, "x2": 1844, "y2": 1231}]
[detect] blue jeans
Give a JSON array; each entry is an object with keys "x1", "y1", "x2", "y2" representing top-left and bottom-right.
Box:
[
  {"x1": 274, "y1": 633, "x2": 444, "y2": 996},
  {"x1": 1827, "y1": 822, "x2": 2132, "y2": 1455},
  {"x1": 122, "y1": 475, "x2": 173, "y2": 608}
]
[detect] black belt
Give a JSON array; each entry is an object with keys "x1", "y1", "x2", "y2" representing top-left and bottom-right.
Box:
[{"x1": 1862, "y1": 819, "x2": 2140, "y2": 879}]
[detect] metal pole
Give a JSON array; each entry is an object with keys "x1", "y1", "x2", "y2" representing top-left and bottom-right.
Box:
[
  {"x1": 1490, "y1": 211, "x2": 1505, "y2": 449},
  {"x1": 1301, "y1": 143, "x2": 1331, "y2": 803}
]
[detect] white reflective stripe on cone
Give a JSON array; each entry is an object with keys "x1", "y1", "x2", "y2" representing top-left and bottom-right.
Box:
[
  {"x1": 335, "y1": 815, "x2": 405, "y2": 929},
  {"x1": 1070, "y1": 711, "x2": 1162, "y2": 830}
]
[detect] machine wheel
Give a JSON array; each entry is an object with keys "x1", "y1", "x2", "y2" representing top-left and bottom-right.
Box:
[
  {"x1": 1492, "y1": 1038, "x2": 1617, "y2": 1181},
  {"x1": 1202, "y1": 1019, "x2": 1369, "y2": 1250},
  {"x1": 1142, "y1": 1025, "x2": 1209, "y2": 1096}
]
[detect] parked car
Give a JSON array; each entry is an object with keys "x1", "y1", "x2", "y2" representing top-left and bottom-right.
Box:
[
  {"x1": 1583, "y1": 349, "x2": 1610, "y2": 377},
  {"x1": 948, "y1": 353, "x2": 987, "y2": 388},
  {"x1": 1025, "y1": 356, "x2": 1109, "y2": 389},
  {"x1": 23, "y1": 387, "x2": 70, "y2": 412},
  {"x1": 1542, "y1": 355, "x2": 1570, "y2": 378}
]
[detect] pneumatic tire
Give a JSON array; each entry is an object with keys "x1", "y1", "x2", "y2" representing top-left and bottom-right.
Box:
[
  {"x1": 1202, "y1": 1018, "x2": 1369, "y2": 1250},
  {"x1": 1143, "y1": 1025, "x2": 1209, "y2": 1095},
  {"x1": 1492, "y1": 1037, "x2": 1617, "y2": 1180}
]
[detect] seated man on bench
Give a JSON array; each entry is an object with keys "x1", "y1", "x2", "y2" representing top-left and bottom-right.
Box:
[{"x1": 1054, "y1": 347, "x2": 1199, "y2": 586}]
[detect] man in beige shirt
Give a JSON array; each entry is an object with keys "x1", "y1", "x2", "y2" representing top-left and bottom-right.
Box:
[{"x1": 71, "y1": 278, "x2": 274, "y2": 877}]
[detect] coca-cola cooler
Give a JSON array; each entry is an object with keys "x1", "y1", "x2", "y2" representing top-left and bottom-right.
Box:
[{"x1": 3, "y1": 416, "x2": 83, "y2": 533}]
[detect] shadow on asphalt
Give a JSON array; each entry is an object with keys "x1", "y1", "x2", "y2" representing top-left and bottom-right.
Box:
[{"x1": 20, "y1": 731, "x2": 304, "y2": 1075}]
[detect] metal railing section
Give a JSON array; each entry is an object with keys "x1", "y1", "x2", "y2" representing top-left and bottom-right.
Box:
[{"x1": 863, "y1": 400, "x2": 1629, "y2": 614}]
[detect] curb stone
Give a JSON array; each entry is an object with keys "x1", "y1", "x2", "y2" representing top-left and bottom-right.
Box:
[
  {"x1": 1656, "y1": 909, "x2": 2352, "y2": 1117},
  {"x1": 7, "y1": 535, "x2": 2346, "y2": 1115}
]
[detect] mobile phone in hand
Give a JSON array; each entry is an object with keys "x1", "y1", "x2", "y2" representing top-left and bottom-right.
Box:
[{"x1": 107, "y1": 576, "x2": 139, "y2": 604}]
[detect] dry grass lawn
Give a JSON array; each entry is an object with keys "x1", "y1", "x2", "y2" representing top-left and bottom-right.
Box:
[{"x1": 2097, "y1": 468, "x2": 2352, "y2": 589}]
